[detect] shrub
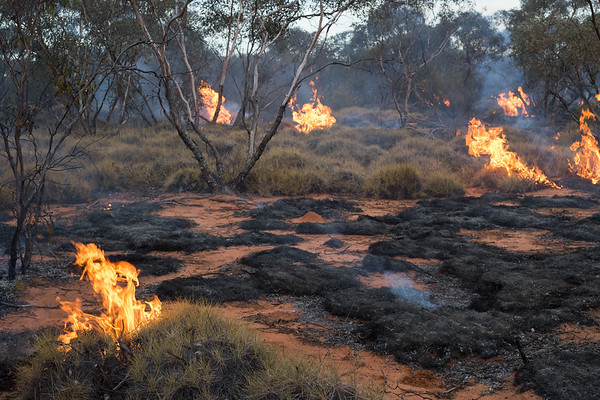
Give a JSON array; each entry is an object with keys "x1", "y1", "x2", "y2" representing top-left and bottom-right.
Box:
[
  {"x1": 365, "y1": 163, "x2": 421, "y2": 199},
  {"x1": 245, "y1": 148, "x2": 325, "y2": 195},
  {"x1": 18, "y1": 301, "x2": 367, "y2": 400},
  {"x1": 423, "y1": 172, "x2": 465, "y2": 197},
  {"x1": 164, "y1": 167, "x2": 206, "y2": 192},
  {"x1": 497, "y1": 175, "x2": 538, "y2": 193}
]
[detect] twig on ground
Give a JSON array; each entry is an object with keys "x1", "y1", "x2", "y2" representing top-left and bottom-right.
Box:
[{"x1": 0, "y1": 301, "x2": 60, "y2": 309}]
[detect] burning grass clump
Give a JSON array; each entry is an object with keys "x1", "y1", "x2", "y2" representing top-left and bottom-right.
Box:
[{"x1": 18, "y1": 301, "x2": 366, "y2": 400}]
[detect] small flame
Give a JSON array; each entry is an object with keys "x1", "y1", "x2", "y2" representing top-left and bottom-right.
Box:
[
  {"x1": 466, "y1": 118, "x2": 559, "y2": 188},
  {"x1": 58, "y1": 243, "x2": 161, "y2": 345},
  {"x1": 197, "y1": 81, "x2": 232, "y2": 125},
  {"x1": 494, "y1": 87, "x2": 532, "y2": 117},
  {"x1": 569, "y1": 109, "x2": 600, "y2": 184},
  {"x1": 595, "y1": 93, "x2": 600, "y2": 101},
  {"x1": 289, "y1": 80, "x2": 336, "y2": 134}
]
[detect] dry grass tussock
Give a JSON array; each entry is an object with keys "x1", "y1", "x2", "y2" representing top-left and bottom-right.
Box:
[
  {"x1": 18, "y1": 301, "x2": 373, "y2": 400},
  {"x1": 0, "y1": 113, "x2": 579, "y2": 204}
]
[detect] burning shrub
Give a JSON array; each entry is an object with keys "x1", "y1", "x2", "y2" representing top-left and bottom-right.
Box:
[
  {"x1": 18, "y1": 302, "x2": 366, "y2": 400},
  {"x1": 366, "y1": 164, "x2": 421, "y2": 199}
]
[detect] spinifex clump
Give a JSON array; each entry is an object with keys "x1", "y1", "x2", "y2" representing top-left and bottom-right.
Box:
[{"x1": 57, "y1": 242, "x2": 161, "y2": 345}]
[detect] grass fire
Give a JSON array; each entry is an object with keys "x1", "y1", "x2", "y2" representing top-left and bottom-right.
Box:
[
  {"x1": 3, "y1": 1, "x2": 600, "y2": 399},
  {"x1": 57, "y1": 243, "x2": 161, "y2": 346}
]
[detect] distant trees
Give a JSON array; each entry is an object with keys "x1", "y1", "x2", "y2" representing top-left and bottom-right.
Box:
[
  {"x1": 508, "y1": 0, "x2": 600, "y2": 119},
  {"x1": 334, "y1": 1, "x2": 505, "y2": 131}
]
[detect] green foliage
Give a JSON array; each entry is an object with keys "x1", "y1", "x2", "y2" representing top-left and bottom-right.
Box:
[
  {"x1": 508, "y1": 0, "x2": 600, "y2": 115},
  {"x1": 366, "y1": 163, "x2": 422, "y2": 199},
  {"x1": 18, "y1": 301, "x2": 367, "y2": 400}
]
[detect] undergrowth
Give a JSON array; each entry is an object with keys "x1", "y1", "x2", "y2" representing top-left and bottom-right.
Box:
[
  {"x1": 18, "y1": 301, "x2": 372, "y2": 400},
  {"x1": 0, "y1": 112, "x2": 579, "y2": 203}
]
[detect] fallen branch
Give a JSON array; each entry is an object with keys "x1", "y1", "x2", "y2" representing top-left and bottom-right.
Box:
[{"x1": 0, "y1": 301, "x2": 60, "y2": 309}]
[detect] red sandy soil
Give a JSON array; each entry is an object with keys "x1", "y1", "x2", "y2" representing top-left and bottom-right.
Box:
[
  {"x1": 0, "y1": 191, "x2": 565, "y2": 399},
  {"x1": 460, "y1": 228, "x2": 596, "y2": 254}
]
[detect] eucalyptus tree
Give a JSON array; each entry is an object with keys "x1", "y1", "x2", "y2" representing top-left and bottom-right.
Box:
[
  {"x1": 351, "y1": 1, "x2": 462, "y2": 129},
  {"x1": 0, "y1": 0, "x2": 116, "y2": 280},
  {"x1": 128, "y1": 0, "x2": 363, "y2": 192},
  {"x1": 508, "y1": 0, "x2": 600, "y2": 120}
]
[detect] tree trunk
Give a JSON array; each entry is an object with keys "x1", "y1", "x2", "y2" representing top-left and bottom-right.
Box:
[{"x1": 8, "y1": 217, "x2": 23, "y2": 281}]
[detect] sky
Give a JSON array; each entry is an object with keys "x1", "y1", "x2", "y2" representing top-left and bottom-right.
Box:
[
  {"x1": 475, "y1": 0, "x2": 521, "y2": 15},
  {"x1": 324, "y1": 0, "x2": 523, "y2": 34}
]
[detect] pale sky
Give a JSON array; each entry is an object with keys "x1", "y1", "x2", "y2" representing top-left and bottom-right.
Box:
[
  {"x1": 324, "y1": 0, "x2": 522, "y2": 35},
  {"x1": 474, "y1": 0, "x2": 521, "y2": 15}
]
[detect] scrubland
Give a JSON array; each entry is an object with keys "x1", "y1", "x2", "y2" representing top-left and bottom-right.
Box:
[{"x1": 0, "y1": 108, "x2": 578, "y2": 206}]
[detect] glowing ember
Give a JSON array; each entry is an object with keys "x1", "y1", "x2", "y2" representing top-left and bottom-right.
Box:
[
  {"x1": 198, "y1": 81, "x2": 232, "y2": 124},
  {"x1": 58, "y1": 243, "x2": 161, "y2": 345},
  {"x1": 289, "y1": 80, "x2": 336, "y2": 134},
  {"x1": 494, "y1": 87, "x2": 532, "y2": 117},
  {"x1": 466, "y1": 118, "x2": 559, "y2": 188},
  {"x1": 569, "y1": 109, "x2": 600, "y2": 184}
]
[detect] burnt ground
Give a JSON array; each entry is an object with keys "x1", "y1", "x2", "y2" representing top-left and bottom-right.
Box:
[{"x1": 2, "y1": 192, "x2": 600, "y2": 399}]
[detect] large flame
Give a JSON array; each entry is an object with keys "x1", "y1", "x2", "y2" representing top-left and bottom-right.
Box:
[
  {"x1": 198, "y1": 81, "x2": 232, "y2": 124},
  {"x1": 494, "y1": 87, "x2": 532, "y2": 117},
  {"x1": 569, "y1": 109, "x2": 600, "y2": 184},
  {"x1": 58, "y1": 243, "x2": 161, "y2": 345},
  {"x1": 466, "y1": 118, "x2": 559, "y2": 188},
  {"x1": 289, "y1": 80, "x2": 336, "y2": 134}
]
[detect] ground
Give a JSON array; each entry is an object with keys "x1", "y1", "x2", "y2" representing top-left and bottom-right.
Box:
[{"x1": 2, "y1": 185, "x2": 600, "y2": 399}]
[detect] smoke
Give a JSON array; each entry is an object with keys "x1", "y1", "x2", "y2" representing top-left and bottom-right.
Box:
[{"x1": 384, "y1": 272, "x2": 439, "y2": 309}]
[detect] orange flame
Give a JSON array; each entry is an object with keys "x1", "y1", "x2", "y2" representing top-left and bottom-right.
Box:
[
  {"x1": 595, "y1": 93, "x2": 600, "y2": 101},
  {"x1": 495, "y1": 87, "x2": 531, "y2": 117},
  {"x1": 289, "y1": 80, "x2": 336, "y2": 134},
  {"x1": 198, "y1": 81, "x2": 232, "y2": 124},
  {"x1": 466, "y1": 118, "x2": 559, "y2": 188},
  {"x1": 58, "y1": 243, "x2": 161, "y2": 345},
  {"x1": 569, "y1": 109, "x2": 600, "y2": 184}
]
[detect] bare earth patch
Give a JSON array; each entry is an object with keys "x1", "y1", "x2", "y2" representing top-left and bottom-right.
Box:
[
  {"x1": 460, "y1": 228, "x2": 596, "y2": 253},
  {"x1": 3, "y1": 189, "x2": 600, "y2": 399}
]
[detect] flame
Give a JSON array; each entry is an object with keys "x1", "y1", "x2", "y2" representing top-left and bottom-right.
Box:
[
  {"x1": 466, "y1": 118, "x2": 559, "y2": 188},
  {"x1": 58, "y1": 243, "x2": 161, "y2": 345},
  {"x1": 494, "y1": 87, "x2": 531, "y2": 117},
  {"x1": 422, "y1": 90, "x2": 450, "y2": 107},
  {"x1": 197, "y1": 81, "x2": 232, "y2": 124},
  {"x1": 595, "y1": 94, "x2": 600, "y2": 101},
  {"x1": 569, "y1": 109, "x2": 600, "y2": 184},
  {"x1": 289, "y1": 80, "x2": 336, "y2": 134}
]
